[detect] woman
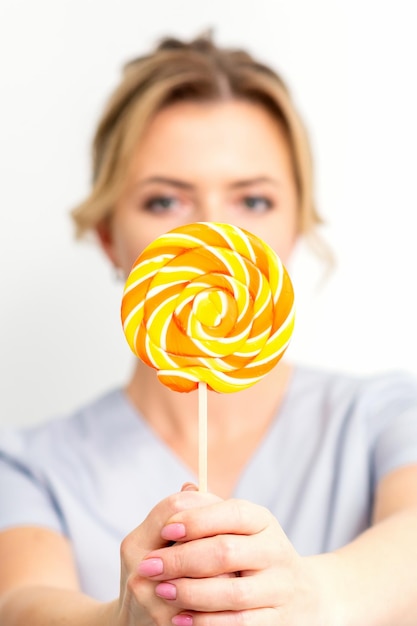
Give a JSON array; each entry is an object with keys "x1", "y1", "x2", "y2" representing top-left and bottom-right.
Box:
[{"x1": 1, "y1": 34, "x2": 417, "y2": 626}]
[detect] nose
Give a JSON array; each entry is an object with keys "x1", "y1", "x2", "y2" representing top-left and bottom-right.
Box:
[{"x1": 197, "y1": 191, "x2": 225, "y2": 223}]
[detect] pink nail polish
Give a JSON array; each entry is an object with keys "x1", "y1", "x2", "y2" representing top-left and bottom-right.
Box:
[
  {"x1": 137, "y1": 557, "x2": 164, "y2": 576},
  {"x1": 161, "y1": 522, "x2": 186, "y2": 541},
  {"x1": 155, "y1": 582, "x2": 177, "y2": 600},
  {"x1": 172, "y1": 614, "x2": 193, "y2": 626}
]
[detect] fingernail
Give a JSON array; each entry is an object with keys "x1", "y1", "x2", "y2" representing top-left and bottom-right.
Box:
[
  {"x1": 181, "y1": 482, "x2": 198, "y2": 492},
  {"x1": 161, "y1": 523, "x2": 186, "y2": 541},
  {"x1": 137, "y1": 557, "x2": 164, "y2": 576},
  {"x1": 155, "y1": 582, "x2": 177, "y2": 600},
  {"x1": 172, "y1": 614, "x2": 193, "y2": 626}
]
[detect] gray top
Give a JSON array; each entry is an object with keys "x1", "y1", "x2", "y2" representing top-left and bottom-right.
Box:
[{"x1": 1, "y1": 365, "x2": 417, "y2": 601}]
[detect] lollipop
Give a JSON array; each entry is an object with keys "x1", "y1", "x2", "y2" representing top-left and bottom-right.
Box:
[{"x1": 121, "y1": 222, "x2": 295, "y2": 489}]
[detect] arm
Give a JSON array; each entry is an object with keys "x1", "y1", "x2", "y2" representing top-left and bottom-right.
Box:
[
  {"x1": 136, "y1": 465, "x2": 417, "y2": 626},
  {"x1": 313, "y1": 464, "x2": 417, "y2": 626},
  {"x1": 0, "y1": 527, "x2": 116, "y2": 625}
]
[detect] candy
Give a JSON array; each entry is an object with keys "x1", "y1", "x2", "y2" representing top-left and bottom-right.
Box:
[{"x1": 121, "y1": 222, "x2": 295, "y2": 393}]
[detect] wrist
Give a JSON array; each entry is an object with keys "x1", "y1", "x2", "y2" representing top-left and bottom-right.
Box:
[
  {"x1": 304, "y1": 552, "x2": 349, "y2": 626},
  {"x1": 98, "y1": 599, "x2": 120, "y2": 626}
]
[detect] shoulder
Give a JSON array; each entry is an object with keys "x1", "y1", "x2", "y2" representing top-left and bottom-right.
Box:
[
  {"x1": 0, "y1": 388, "x2": 135, "y2": 477},
  {"x1": 288, "y1": 364, "x2": 417, "y2": 443},
  {"x1": 0, "y1": 388, "x2": 143, "y2": 531},
  {"x1": 291, "y1": 365, "x2": 417, "y2": 467},
  {"x1": 293, "y1": 365, "x2": 417, "y2": 413}
]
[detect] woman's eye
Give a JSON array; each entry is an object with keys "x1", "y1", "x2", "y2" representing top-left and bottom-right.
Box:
[
  {"x1": 143, "y1": 196, "x2": 179, "y2": 213},
  {"x1": 242, "y1": 196, "x2": 273, "y2": 212}
]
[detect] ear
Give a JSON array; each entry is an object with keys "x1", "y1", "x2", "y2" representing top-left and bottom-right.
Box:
[{"x1": 95, "y1": 221, "x2": 119, "y2": 267}]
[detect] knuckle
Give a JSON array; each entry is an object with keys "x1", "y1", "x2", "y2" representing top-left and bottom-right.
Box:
[
  {"x1": 233, "y1": 609, "x2": 253, "y2": 626},
  {"x1": 255, "y1": 503, "x2": 274, "y2": 528},
  {"x1": 126, "y1": 572, "x2": 148, "y2": 601},
  {"x1": 170, "y1": 545, "x2": 187, "y2": 574},
  {"x1": 226, "y1": 576, "x2": 246, "y2": 608},
  {"x1": 168, "y1": 492, "x2": 186, "y2": 515},
  {"x1": 126, "y1": 576, "x2": 172, "y2": 626},
  {"x1": 120, "y1": 533, "x2": 134, "y2": 561},
  {"x1": 229, "y1": 499, "x2": 272, "y2": 532},
  {"x1": 125, "y1": 572, "x2": 138, "y2": 595},
  {"x1": 230, "y1": 499, "x2": 252, "y2": 527},
  {"x1": 216, "y1": 535, "x2": 239, "y2": 570},
  {"x1": 167, "y1": 541, "x2": 199, "y2": 578},
  {"x1": 175, "y1": 579, "x2": 200, "y2": 608}
]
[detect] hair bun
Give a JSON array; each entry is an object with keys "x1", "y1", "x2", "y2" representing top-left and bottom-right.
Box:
[{"x1": 157, "y1": 30, "x2": 215, "y2": 53}]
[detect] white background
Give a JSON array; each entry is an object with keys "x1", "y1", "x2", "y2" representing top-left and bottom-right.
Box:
[{"x1": 0, "y1": 0, "x2": 416, "y2": 426}]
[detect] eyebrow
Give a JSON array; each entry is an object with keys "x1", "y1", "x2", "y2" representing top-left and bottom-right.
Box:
[
  {"x1": 230, "y1": 176, "x2": 280, "y2": 189},
  {"x1": 136, "y1": 175, "x2": 281, "y2": 190},
  {"x1": 136, "y1": 176, "x2": 193, "y2": 190}
]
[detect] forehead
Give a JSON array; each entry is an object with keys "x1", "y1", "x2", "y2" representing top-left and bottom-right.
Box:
[{"x1": 128, "y1": 100, "x2": 293, "y2": 180}]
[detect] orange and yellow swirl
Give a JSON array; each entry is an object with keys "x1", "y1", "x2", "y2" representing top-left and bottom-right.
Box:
[{"x1": 121, "y1": 222, "x2": 295, "y2": 393}]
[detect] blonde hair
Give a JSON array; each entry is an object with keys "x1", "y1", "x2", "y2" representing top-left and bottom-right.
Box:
[{"x1": 71, "y1": 34, "x2": 329, "y2": 259}]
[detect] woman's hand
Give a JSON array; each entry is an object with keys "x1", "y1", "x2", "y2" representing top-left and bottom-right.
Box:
[
  {"x1": 136, "y1": 498, "x2": 327, "y2": 626},
  {"x1": 114, "y1": 485, "x2": 223, "y2": 626}
]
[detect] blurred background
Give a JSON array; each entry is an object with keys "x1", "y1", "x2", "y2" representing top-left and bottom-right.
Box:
[{"x1": 1, "y1": 0, "x2": 416, "y2": 426}]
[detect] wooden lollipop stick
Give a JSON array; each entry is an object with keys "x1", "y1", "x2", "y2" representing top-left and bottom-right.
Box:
[{"x1": 198, "y1": 381, "x2": 208, "y2": 492}]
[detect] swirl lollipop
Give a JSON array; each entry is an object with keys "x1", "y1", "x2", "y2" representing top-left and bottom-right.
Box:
[{"x1": 121, "y1": 222, "x2": 295, "y2": 489}]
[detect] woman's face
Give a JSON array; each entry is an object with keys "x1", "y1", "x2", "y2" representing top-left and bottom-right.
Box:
[{"x1": 100, "y1": 100, "x2": 299, "y2": 276}]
